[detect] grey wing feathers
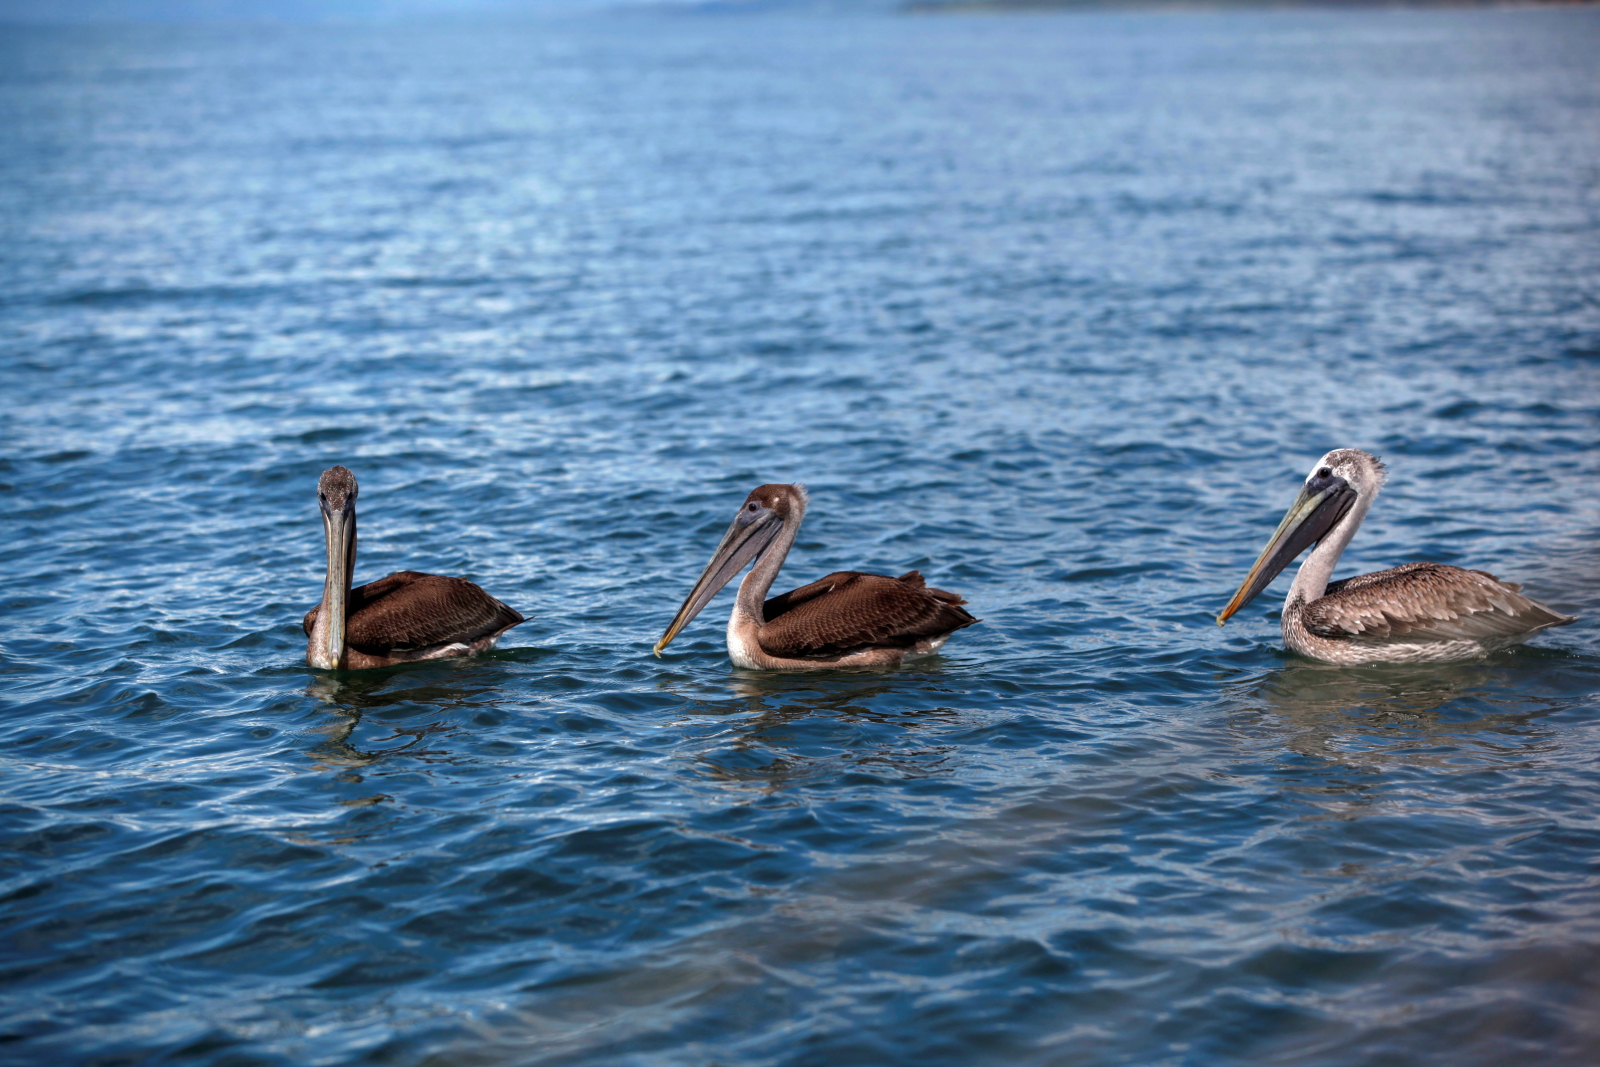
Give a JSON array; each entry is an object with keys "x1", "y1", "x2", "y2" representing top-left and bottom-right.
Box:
[
  {"x1": 759, "y1": 570, "x2": 978, "y2": 659},
  {"x1": 304, "y1": 571, "x2": 525, "y2": 654},
  {"x1": 1306, "y1": 562, "x2": 1574, "y2": 643}
]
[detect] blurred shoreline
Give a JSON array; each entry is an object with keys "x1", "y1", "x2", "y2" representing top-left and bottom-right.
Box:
[{"x1": 902, "y1": 0, "x2": 1599, "y2": 13}]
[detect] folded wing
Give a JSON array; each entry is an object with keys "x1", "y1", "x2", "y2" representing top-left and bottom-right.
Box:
[
  {"x1": 759, "y1": 570, "x2": 977, "y2": 659},
  {"x1": 1305, "y1": 562, "x2": 1574, "y2": 644},
  {"x1": 303, "y1": 571, "x2": 526, "y2": 654}
]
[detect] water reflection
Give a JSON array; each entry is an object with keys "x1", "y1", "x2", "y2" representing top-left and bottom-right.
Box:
[
  {"x1": 1234, "y1": 655, "x2": 1565, "y2": 772},
  {"x1": 302, "y1": 670, "x2": 485, "y2": 778},
  {"x1": 665, "y1": 668, "x2": 966, "y2": 793}
]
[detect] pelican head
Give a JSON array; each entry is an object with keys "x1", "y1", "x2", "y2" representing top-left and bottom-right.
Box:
[
  {"x1": 1217, "y1": 448, "x2": 1385, "y2": 625},
  {"x1": 310, "y1": 465, "x2": 360, "y2": 669},
  {"x1": 654, "y1": 483, "x2": 806, "y2": 656}
]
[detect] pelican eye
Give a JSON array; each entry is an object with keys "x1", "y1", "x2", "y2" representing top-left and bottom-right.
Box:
[
  {"x1": 747, "y1": 501, "x2": 760, "y2": 512},
  {"x1": 1318, "y1": 467, "x2": 1333, "y2": 479}
]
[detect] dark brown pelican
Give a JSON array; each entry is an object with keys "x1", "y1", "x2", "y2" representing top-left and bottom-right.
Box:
[
  {"x1": 654, "y1": 484, "x2": 977, "y2": 669},
  {"x1": 1218, "y1": 448, "x2": 1574, "y2": 664},
  {"x1": 303, "y1": 466, "x2": 525, "y2": 670}
]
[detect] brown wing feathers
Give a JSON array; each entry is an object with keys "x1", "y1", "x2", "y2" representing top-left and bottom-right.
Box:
[
  {"x1": 759, "y1": 570, "x2": 978, "y2": 659},
  {"x1": 1306, "y1": 562, "x2": 1573, "y2": 643},
  {"x1": 303, "y1": 571, "x2": 525, "y2": 654}
]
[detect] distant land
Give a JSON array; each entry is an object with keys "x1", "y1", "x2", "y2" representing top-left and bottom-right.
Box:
[
  {"x1": 0, "y1": 0, "x2": 1592, "y2": 23},
  {"x1": 904, "y1": 0, "x2": 1597, "y2": 11}
]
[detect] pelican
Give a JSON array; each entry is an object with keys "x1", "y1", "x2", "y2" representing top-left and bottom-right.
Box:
[
  {"x1": 654, "y1": 484, "x2": 978, "y2": 669},
  {"x1": 1218, "y1": 448, "x2": 1574, "y2": 664},
  {"x1": 303, "y1": 466, "x2": 525, "y2": 670}
]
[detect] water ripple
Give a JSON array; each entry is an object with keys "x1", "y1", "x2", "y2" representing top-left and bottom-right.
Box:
[{"x1": 2, "y1": 7, "x2": 1599, "y2": 1067}]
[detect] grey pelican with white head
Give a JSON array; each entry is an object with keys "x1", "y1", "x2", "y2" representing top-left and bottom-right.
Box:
[
  {"x1": 654, "y1": 483, "x2": 978, "y2": 669},
  {"x1": 1218, "y1": 448, "x2": 1574, "y2": 664},
  {"x1": 304, "y1": 466, "x2": 526, "y2": 670}
]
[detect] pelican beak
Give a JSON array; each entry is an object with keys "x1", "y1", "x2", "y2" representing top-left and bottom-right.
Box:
[
  {"x1": 1217, "y1": 477, "x2": 1357, "y2": 625},
  {"x1": 312, "y1": 498, "x2": 357, "y2": 669},
  {"x1": 654, "y1": 504, "x2": 782, "y2": 656}
]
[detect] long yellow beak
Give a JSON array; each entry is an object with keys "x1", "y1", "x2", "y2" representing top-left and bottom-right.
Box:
[
  {"x1": 1218, "y1": 482, "x2": 1355, "y2": 625},
  {"x1": 655, "y1": 508, "x2": 781, "y2": 656}
]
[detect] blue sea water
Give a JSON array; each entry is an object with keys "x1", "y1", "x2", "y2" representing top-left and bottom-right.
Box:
[{"x1": 2, "y1": 6, "x2": 1599, "y2": 1065}]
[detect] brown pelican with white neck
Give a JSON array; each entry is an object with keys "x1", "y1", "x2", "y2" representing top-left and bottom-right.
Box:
[
  {"x1": 654, "y1": 484, "x2": 977, "y2": 669},
  {"x1": 303, "y1": 466, "x2": 525, "y2": 670},
  {"x1": 1217, "y1": 448, "x2": 1574, "y2": 664}
]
